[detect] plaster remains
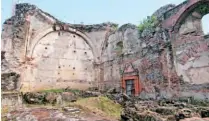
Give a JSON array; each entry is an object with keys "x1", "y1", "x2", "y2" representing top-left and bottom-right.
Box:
[{"x1": 1, "y1": 0, "x2": 209, "y2": 100}]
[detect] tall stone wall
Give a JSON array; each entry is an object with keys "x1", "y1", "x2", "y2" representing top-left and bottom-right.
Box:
[
  {"x1": 171, "y1": 4, "x2": 209, "y2": 85},
  {"x1": 100, "y1": 24, "x2": 141, "y2": 89},
  {"x1": 21, "y1": 31, "x2": 95, "y2": 91},
  {"x1": 1, "y1": 3, "x2": 117, "y2": 92},
  {"x1": 1, "y1": 0, "x2": 209, "y2": 101},
  {"x1": 162, "y1": 0, "x2": 209, "y2": 99},
  {"x1": 100, "y1": 22, "x2": 176, "y2": 99},
  {"x1": 100, "y1": 0, "x2": 209, "y2": 99}
]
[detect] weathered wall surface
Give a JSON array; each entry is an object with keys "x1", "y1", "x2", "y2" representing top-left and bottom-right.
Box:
[
  {"x1": 1, "y1": 3, "x2": 116, "y2": 92},
  {"x1": 100, "y1": 0, "x2": 209, "y2": 100},
  {"x1": 101, "y1": 22, "x2": 176, "y2": 99},
  {"x1": 1, "y1": 92, "x2": 22, "y2": 110},
  {"x1": 162, "y1": 0, "x2": 209, "y2": 99},
  {"x1": 22, "y1": 31, "x2": 95, "y2": 91},
  {"x1": 1, "y1": 0, "x2": 209, "y2": 100},
  {"x1": 100, "y1": 24, "x2": 141, "y2": 90},
  {"x1": 171, "y1": 5, "x2": 209, "y2": 85}
]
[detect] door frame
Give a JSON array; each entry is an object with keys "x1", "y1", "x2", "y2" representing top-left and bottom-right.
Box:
[{"x1": 122, "y1": 75, "x2": 141, "y2": 96}]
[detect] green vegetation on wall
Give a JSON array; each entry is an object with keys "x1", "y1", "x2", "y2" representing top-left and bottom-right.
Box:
[
  {"x1": 112, "y1": 24, "x2": 118, "y2": 31},
  {"x1": 137, "y1": 15, "x2": 158, "y2": 32},
  {"x1": 196, "y1": 4, "x2": 209, "y2": 15}
]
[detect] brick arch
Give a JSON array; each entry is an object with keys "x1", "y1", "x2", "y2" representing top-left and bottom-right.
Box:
[
  {"x1": 28, "y1": 27, "x2": 99, "y2": 62},
  {"x1": 163, "y1": 0, "x2": 209, "y2": 29},
  {"x1": 163, "y1": 0, "x2": 209, "y2": 85}
]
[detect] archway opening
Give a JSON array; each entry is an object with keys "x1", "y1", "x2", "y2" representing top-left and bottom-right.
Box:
[{"x1": 202, "y1": 14, "x2": 209, "y2": 35}]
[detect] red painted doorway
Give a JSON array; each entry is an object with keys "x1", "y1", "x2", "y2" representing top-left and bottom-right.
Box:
[
  {"x1": 122, "y1": 75, "x2": 142, "y2": 96},
  {"x1": 121, "y1": 63, "x2": 142, "y2": 96}
]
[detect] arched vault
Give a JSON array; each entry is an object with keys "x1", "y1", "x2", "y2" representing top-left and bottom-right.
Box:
[{"x1": 28, "y1": 27, "x2": 99, "y2": 62}]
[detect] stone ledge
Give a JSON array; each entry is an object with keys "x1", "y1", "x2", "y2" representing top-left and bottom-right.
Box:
[{"x1": 2, "y1": 91, "x2": 20, "y2": 95}]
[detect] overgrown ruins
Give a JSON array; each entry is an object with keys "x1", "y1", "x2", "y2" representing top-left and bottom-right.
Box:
[{"x1": 1, "y1": 0, "x2": 209, "y2": 115}]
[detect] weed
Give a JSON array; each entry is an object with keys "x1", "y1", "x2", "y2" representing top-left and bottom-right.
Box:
[{"x1": 138, "y1": 15, "x2": 158, "y2": 32}]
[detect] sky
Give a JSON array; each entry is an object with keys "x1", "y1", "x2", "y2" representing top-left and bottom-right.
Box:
[{"x1": 1, "y1": 0, "x2": 209, "y2": 34}]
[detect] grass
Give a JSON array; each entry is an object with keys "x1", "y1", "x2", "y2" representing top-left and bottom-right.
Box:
[
  {"x1": 39, "y1": 88, "x2": 81, "y2": 94},
  {"x1": 70, "y1": 96, "x2": 122, "y2": 119},
  {"x1": 23, "y1": 96, "x2": 122, "y2": 119},
  {"x1": 39, "y1": 88, "x2": 65, "y2": 93},
  {"x1": 66, "y1": 89, "x2": 81, "y2": 94}
]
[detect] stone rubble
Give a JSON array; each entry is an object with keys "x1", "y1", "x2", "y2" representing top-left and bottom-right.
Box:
[
  {"x1": 1, "y1": 0, "x2": 209, "y2": 121},
  {"x1": 3, "y1": 107, "x2": 94, "y2": 121},
  {"x1": 118, "y1": 94, "x2": 209, "y2": 121}
]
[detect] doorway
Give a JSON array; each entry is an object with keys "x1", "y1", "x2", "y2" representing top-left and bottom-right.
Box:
[
  {"x1": 125, "y1": 79, "x2": 135, "y2": 96},
  {"x1": 122, "y1": 76, "x2": 141, "y2": 96}
]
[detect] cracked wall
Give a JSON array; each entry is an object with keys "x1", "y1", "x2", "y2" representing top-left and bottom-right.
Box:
[
  {"x1": 162, "y1": 0, "x2": 209, "y2": 99},
  {"x1": 1, "y1": 0, "x2": 209, "y2": 100},
  {"x1": 101, "y1": 22, "x2": 176, "y2": 99},
  {"x1": 172, "y1": 6, "x2": 209, "y2": 84},
  {"x1": 1, "y1": 3, "x2": 117, "y2": 92},
  {"x1": 21, "y1": 31, "x2": 95, "y2": 91}
]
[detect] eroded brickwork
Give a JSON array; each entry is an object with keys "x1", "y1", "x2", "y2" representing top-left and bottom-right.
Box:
[{"x1": 1, "y1": 0, "x2": 209, "y2": 100}]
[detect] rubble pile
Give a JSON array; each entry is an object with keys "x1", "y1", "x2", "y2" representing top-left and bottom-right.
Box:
[
  {"x1": 99, "y1": 88, "x2": 209, "y2": 121},
  {"x1": 3, "y1": 107, "x2": 108, "y2": 121},
  {"x1": 22, "y1": 88, "x2": 102, "y2": 105},
  {"x1": 3, "y1": 87, "x2": 209, "y2": 121},
  {"x1": 119, "y1": 96, "x2": 209, "y2": 121}
]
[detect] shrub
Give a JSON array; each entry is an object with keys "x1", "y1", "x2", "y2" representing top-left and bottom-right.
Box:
[
  {"x1": 137, "y1": 15, "x2": 158, "y2": 32},
  {"x1": 196, "y1": 4, "x2": 209, "y2": 15}
]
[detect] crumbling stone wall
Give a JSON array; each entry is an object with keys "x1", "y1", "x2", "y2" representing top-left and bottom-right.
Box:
[
  {"x1": 1, "y1": 0, "x2": 209, "y2": 100},
  {"x1": 1, "y1": 3, "x2": 116, "y2": 92},
  {"x1": 100, "y1": 4, "x2": 177, "y2": 98},
  {"x1": 101, "y1": 24, "x2": 175, "y2": 99},
  {"x1": 162, "y1": 0, "x2": 209, "y2": 99},
  {"x1": 21, "y1": 31, "x2": 95, "y2": 91},
  {"x1": 171, "y1": 3, "x2": 209, "y2": 84},
  {"x1": 101, "y1": 0, "x2": 209, "y2": 100},
  {"x1": 100, "y1": 24, "x2": 141, "y2": 90}
]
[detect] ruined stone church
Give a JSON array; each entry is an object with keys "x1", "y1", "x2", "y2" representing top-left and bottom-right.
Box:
[{"x1": 2, "y1": 0, "x2": 209, "y2": 100}]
